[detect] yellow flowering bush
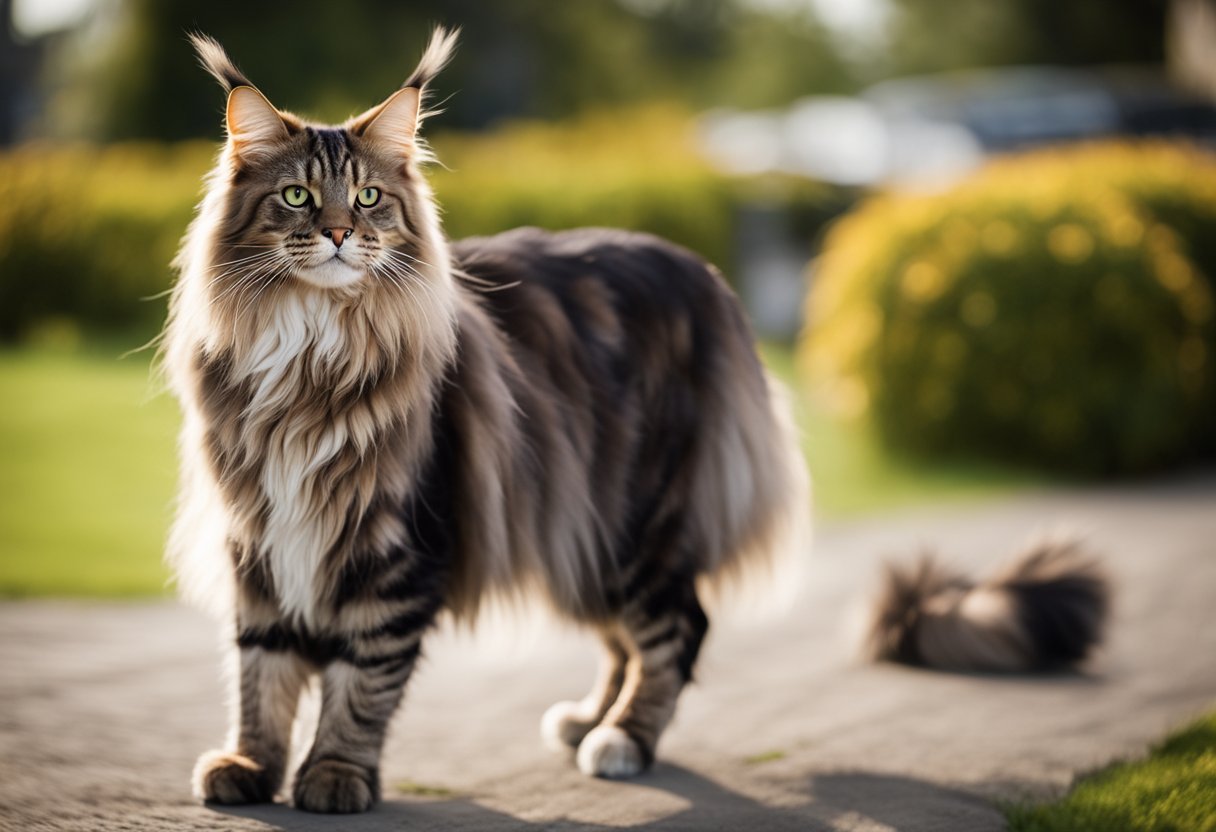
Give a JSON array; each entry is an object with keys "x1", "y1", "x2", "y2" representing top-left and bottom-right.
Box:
[{"x1": 801, "y1": 141, "x2": 1216, "y2": 474}]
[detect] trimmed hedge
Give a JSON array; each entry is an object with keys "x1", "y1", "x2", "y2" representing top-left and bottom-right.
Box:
[
  {"x1": 0, "y1": 142, "x2": 213, "y2": 340},
  {"x1": 801, "y1": 141, "x2": 1216, "y2": 475},
  {"x1": 0, "y1": 106, "x2": 842, "y2": 341},
  {"x1": 431, "y1": 106, "x2": 737, "y2": 269}
]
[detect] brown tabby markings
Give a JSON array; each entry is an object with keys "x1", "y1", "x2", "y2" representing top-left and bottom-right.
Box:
[{"x1": 167, "y1": 28, "x2": 809, "y2": 814}]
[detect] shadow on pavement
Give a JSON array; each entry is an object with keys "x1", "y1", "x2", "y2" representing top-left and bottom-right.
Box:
[{"x1": 208, "y1": 764, "x2": 1003, "y2": 831}]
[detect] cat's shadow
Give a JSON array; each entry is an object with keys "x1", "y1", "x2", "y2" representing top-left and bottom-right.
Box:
[{"x1": 207, "y1": 763, "x2": 1003, "y2": 831}]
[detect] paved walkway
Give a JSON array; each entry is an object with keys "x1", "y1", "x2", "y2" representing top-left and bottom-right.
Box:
[{"x1": 3, "y1": 476, "x2": 1215, "y2": 831}]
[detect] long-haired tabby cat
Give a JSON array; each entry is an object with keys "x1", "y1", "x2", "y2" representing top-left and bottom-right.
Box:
[{"x1": 166, "y1": 28, "x2": 809, "y2": 813}]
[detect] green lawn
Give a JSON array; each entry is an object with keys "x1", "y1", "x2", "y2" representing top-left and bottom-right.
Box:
[
  {"x1": 0, "y1": 344, "x2": 179, "y2": 596},
  {"x1": 1006, "y1": 711, "x2": 1216, "y2": 832},
  {"x1": 758, "y1": 343, "x2": 1043, "y2": 516},
  {"x1": 0, "y1": 341, "x2": 1038, "y2": 597}
]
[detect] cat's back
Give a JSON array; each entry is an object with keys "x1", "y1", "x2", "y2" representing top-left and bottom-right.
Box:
[
  {"x1": 451, "y1": 226, "x2": 735, "y2": 308},
  {"x1": 443, "y1": 225, "x2": 801, "y2": 617},
  {"x1": 450, "y1": 226, "x2": 754, "y2": 381}
]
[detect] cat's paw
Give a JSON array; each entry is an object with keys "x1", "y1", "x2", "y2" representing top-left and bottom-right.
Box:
[
  {"x1": 576, "y1": 725, "x2": 648, "y2": 779},
  {"x1": 541, "y1": 700, "x2": 598, "y2": 751},
  {"x1": 193, "y1": 750, "x2": 275, "y2": 804},
  {"x1": 293, "y1": 759, "x2": 377, "y2": 814}
]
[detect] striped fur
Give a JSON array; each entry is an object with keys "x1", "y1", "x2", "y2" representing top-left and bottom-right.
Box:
[
  {"x1": 167, "y1": 29, "x2": 809, "y2": 813},
  {"x1": 866, "y1": 538, "x2": 1111, "y2": 672}
]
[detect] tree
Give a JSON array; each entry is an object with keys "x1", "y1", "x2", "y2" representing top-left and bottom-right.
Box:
[
  {"x1": 883, "y1": 0, "x2": 1167, "y2": 79},
  {"x1": 35, "y1": 0, "x2": 855, "y2": 142}
]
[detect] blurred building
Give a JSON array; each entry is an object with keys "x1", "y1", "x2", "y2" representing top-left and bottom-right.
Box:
[
  {"x1": 0, "y1": 0, "x2": 47, "y2": 145},
  {"x1": 701, "y1": 66, "x2": 1216, "y2": 189}
]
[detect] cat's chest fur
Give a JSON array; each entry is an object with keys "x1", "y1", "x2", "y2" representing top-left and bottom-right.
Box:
[{"x1": 229, "y1": 291, "x2": 375, "y2": 625}]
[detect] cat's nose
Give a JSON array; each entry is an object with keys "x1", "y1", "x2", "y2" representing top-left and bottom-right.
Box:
[{"x1": 322, "y1": 227, "x2": 353, "y2": 247}]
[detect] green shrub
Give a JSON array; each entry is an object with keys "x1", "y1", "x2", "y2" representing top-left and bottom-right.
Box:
[
  {"x1": 801, "y1": 141, "x2": 1216, "y2": 475},
  {"x1": 431, "y1": 106, "x2": 738, "y2": 269},
  {"x1": 432, "y1": 105, "x2": 844, "y2": 276},
  {"x1": 0, "y1": 107, "x2": 843, "y2": 342},
  {"x1": 0, "y1": 142, "x2": 212, "y2": 340}
]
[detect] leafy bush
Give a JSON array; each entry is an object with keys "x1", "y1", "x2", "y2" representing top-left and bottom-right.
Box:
[
  {"x1": 433, "y1": 106, "x2": 845, "y2": 278},
  {"x1": 0, "y1": 107, "x2": 843, "y2": 342},
  {"x1": 801, "y1": 141, "x2": 1216, "y2": 475},
  {"x1": 431, "y1": 106, "x2": 740, "y2": 270},
  {"x1": 0, "y1": 142, "x2": 213, "y2": 340}
]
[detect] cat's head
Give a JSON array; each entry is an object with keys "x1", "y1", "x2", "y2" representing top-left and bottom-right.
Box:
[{"x1": 189, "y1": 28, "x2": 457, "y2": 293}]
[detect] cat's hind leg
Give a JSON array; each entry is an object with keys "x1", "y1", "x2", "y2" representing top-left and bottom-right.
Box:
[
  {"x1": 541, "y1": 628, "x2": 629, "y2": 751},
  {"x1": 194, "y1": 646, "x2": 310, "y2": 804},
  {"x1": 576, "y1": 573, "x2": 708, "y2": 778}
]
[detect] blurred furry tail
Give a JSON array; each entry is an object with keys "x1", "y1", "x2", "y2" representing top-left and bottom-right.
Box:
[{"x1": 866, "y1": 538, "x2": 1111, "y2": 672}]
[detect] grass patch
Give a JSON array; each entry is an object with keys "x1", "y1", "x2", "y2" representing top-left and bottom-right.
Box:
[
  {"x1": 395, "y1": 780, "x2": 463, "y2": 799},
  {"x1": 743, "y1": 749, "x2": 787, "y2": 765},
  {"x1": 0, "y1": 340, "x2": 1039, "y2": 597},
  {"x1": 760, "y1": 343, "x2": 1043, "y2": 517},
  {"x1": 1005, "y1": 711, "x2": 1216, "y2": 832},
  {"x1": 0, "y1": 343, "x2": 178, "y2": 597}
]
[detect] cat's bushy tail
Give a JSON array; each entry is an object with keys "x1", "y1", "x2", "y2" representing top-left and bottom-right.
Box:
[{"x1": 866, "y1": 537, "x2": 1110, "y2": 672}]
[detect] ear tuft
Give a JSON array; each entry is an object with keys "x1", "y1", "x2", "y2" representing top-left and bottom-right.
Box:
[
  {"x1": 189, "y1": 32, "x2": 253, "y2": 93},
  {"x1": 226, "y1": 86, "x2": 288, "y2": 160},
  {"x1": 348, "y1": 27, "x2": 458, "y2": 158},
  {"x1": 402, "y1": 26, "x2": 460, "y2": 91}
]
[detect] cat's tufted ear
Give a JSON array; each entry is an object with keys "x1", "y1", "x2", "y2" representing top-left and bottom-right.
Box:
[
  {"x1": 349, "y1": 26, "x2": 458, "y2": 157},
  {"x1": 189, "y1": 33, "x2": 289, "y2": 162}
]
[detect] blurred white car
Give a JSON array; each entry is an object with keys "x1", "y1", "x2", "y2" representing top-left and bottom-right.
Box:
[{"x1": 701, "y1": 67, "x2": 1216, "y2": 188}]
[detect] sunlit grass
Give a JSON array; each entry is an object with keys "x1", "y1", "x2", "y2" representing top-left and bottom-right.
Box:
[
  {"x1": 394, "y1": 780, "x2": 464, "y2": 799},
  {"x1": 760, "y1": 343, "x2": 1042, "y2": 517},
  {"x1": 1005, "y1": 711, "x2": 1216, "y2": 832},
  {"x1": 0, "y1": 341, "x2": 1038, "y2": 598}
]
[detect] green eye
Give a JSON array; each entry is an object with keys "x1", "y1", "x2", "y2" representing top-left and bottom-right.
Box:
[
  {"x1": 356, "y1": 187, "x2": 381, "y2": 208},
  {"x1": 282, "y1": 186, "x2": 310, "y2": 207}
]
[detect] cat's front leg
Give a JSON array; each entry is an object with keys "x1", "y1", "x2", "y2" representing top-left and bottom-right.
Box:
[
  {"x1": 293, "y1": 585, "x2": 441, "y2": 813},
  {"x1": 194, "y1": 639, "x2": 310, "y2": 804}
]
